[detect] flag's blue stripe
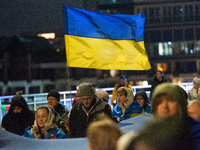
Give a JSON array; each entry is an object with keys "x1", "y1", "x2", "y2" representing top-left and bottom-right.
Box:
[{"x1": 63, "y1": 5, "x2": 145, "y2": 42}]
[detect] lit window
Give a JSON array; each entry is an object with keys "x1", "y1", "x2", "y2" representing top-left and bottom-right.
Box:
[{"x1": 37, "y1": 33, "x2": 55, "y2": 39}]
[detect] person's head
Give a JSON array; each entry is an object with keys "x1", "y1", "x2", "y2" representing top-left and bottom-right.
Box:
[
  {"x1": 96, "y1": 89, "x2": 109, "y2": 102},
  {"x1": 130, "y1": 116, "x2": 193, "y2": 150},
  {"x1": 193, "y1": 77, "x2": 199, "y2": 89},
  {"x1": 78, "y1": 82, "x2": 95, "y2": 107},
  {"x1": 151, "y1": 83, "x2": 188, "y2": 118},
  {"x1": 119, "y1": 75, "x2": 126, "y2": 86},
  {"x1": 87, "y1": 116, "x2": 122, "y2": 150},
  {"x1": 187, "y1": 100, "x2": 200, "y2": 121},
  {"x1": 117, "y1": 87, "x2": 128, "y2": 103},
  {"x1": 134, "y1": 91, "x2": 149, "y2": 107},
  {"x1": 197, "y1": 87, "x2": 200, "y2": 95},
  {"x1": 35, "y1": 105, "x2": 56, "y2": 129},
  {"x1": 10, "y1": 95, "x2": 29, "y2": 114},
  {"x1": 156, "y1": 70, "x2": 163, "y2": 80},
  {"x1": 47, "y1": 89, "x2": 60, "y2": 108}
]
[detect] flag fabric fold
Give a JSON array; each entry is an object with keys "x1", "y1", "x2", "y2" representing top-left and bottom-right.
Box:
[{"x1": 63, "y1": 5, "x2": 151, "y2": 70}]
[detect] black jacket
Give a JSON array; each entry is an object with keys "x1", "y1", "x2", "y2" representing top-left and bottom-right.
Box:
[
  {"x1": 69, "y1": 96, "x2": 112, "y2": 138},
  {"x1": 1, "y1": 95, "x2": 35, "y2": 136}
]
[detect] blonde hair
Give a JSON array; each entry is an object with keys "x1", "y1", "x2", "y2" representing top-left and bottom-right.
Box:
[{"x1": 87, "y1": 118, "x2": 122, "y2": 150}]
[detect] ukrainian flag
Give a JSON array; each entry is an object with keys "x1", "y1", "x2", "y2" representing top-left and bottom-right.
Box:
[{"x1": 63, "y1": 6, "x2": 151, "y2": 70}]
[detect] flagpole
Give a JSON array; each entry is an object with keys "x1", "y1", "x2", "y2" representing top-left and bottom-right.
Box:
[{"x1": 66, "y1": 66, "x2": 73, "y2": 106}]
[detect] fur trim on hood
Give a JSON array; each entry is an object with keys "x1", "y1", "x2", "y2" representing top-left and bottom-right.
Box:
[{"x1": 117, "y1": 87, "x2": 134, "y2": 116}]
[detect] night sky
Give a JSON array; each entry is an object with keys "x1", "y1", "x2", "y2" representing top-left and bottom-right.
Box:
[{"x1": 0, "y1": 0, "x2": 83, "y2": 37}]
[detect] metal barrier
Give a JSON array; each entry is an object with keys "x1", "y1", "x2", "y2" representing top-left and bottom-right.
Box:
[{"x1": 0, "y1": 83, "x2": 193, "y2": 123}]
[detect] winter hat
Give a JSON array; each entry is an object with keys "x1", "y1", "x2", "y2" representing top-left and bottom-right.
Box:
[
  {"x1": 47, "y1": 89, "x2": 60, "y2": 102},
  {"x1": 96, "y1": 89, "x2": 109, "y2": 100},
  {"x1": 10, "y1": 95, "x2": 28, "y2": 111},
  {"x1": 78, "y1": 82, "x2": 95, "y2": 97}
]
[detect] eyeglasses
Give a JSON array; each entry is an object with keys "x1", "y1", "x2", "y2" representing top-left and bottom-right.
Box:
[{"x1": 81, "y1": 96, "x2": 92, "y2": 101}]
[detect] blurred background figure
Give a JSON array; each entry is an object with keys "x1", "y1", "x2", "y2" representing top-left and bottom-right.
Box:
[
  {"x1": 111, "y1": 75, "x2": 132, "y2": 106},
  {"x1": 150, "y1": 83, "x2": 200, "y2": 149},
  {"x1": 87, "y1": 115, "x2": 122, "y2": 150},
  {"x1": 47, "y1": 89, "x2": 69, "y2": 137},
  {"x1": 24, "y1": 105, "x2": 66, "y2": 139},
  {"x1": 188, "y1": 77, "x2": 199, "y2": 101},
  {"x1": 134, "y1": 91, "x2": 151, "y2": 113},
  {"x1": 96, "y1": 89, "x2": 109, "y2": 102},
  {"x1": 150, "y1": 70, "x2": 167, "y2": 99},
  {"x1": 125, "y1": 116, "x2": 196, "y2": 150},
  {"x1": 1, "y1": 93, "x2": 35, "y2": 136},
  {"x1": 112, "y1": 87, "x2": 143, "y2": 122},
  {"x1": 188, "y1": 100, "x2": 200, "y2": 122},
  {"x1": 72, "y1": 85, "x2": 81, "y2": 106}
]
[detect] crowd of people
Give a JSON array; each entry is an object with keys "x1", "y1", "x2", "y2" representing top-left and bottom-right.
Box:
[{"x1": 1, "y1": 73, "x2": 200, "y2": 150}]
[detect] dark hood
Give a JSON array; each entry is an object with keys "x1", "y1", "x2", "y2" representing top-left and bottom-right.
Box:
[
  {"x1": 9, "y1": 95, "x2": 29, "y2": 113},
  {"x1": 134, "y1": 91, "x2": 150, "y2": 103}
]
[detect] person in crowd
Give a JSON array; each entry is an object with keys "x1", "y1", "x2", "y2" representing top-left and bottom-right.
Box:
[
  {"x1": 112, "y1": 87, "x2": 143, "y2": 122},
  {"x1": 188, "y1": 77, "x2": 199, "y2": 100},
  {"x1": 122, "y1": 116, "x2": 196, "y2": 150},
  {"x1": 96, "y1": 89, "x2": 109, "y2": 102},
  {"x1": 24, "y1": 105, "x2": 66, "y2": 139},
  {"x1": 150, "y1": 83, "x2": 200, "y2": 149},
  {"x1": 47, "y1": 89, "x2": 69, "y2": 136},
  {"x1": 134, "y1": 91, "x2": 151, "y2": 113},
  {"x1": 1, "y1": 94, "x2": 35, "y2": 136},
  {"x1": 87, "y1": 115, "x2": 123, "y2": 150},
  {"x1": 72, "y1": 85, "x2": 81, "y2": 106},
  {"x1": 111, "y1": 75, "x2": 132, "y2": 106},
  {"x1": 68, "y1": 82, "x2": 112, "y2": 138},
  {"x1": 150, "y1": 70, "x2": 167, "y2": 98},
  {"x1": 47, "y1": 89, "x2": 68, "y2": 118},
  {"x1": 118, "y1": 83, "x2": 200, "y2": 150},
  {"x1": 187, "y1": 100, "x2": 200, "y2": 121}
]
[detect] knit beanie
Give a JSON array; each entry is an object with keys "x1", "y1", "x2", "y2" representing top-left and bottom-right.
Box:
[
  {"x1": 47, "y1": 89, "x2": 60, "y2": 102},
  {"x1": 78, "y1": 82, "x2": 95, "y2": 97}
]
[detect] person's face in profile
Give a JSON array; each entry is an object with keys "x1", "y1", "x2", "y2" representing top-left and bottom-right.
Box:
[
  {"x1": 13, "y1": 106, "x2": 22, "y2": 113},
  {"x1": 36, "y1": 108, "x2": 49, "y2": 128},
  {"x1": 117, "y1": 92, "x2": 127, "y2": 103},
  {"x1": 155, "y1": 94, "x2": 179, "y2": 118}
]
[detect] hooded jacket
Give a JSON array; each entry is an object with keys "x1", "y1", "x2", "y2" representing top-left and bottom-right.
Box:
[
  {"x1": 69, "y1": 96, "x2": 112, "y2": 138},
  {"x1": 134, "y1": 91, "x2": 152, "y2": 113},
  {"x1": 1, "y1": 95, "x2": 35, "y2": 136},
  {"x1": 24, "y1": 105, "x2": 66, "y2": 139},
  {"x1": 151, "y1": 83, "x2": 200, "y2": 150},
  {"x1": 112, "y1": 87, "x2": 143, "y2": 121}
]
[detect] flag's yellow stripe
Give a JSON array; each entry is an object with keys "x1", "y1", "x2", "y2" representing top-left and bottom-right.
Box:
[{"x1": 65, "y1": 35, "x2": 151, "y2": 70}]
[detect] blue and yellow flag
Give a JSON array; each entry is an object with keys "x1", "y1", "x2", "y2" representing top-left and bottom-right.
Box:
[{"x1": 63, "y1": 6, "x2": 151, "y2": 70}]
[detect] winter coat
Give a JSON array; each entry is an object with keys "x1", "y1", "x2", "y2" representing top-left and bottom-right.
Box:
[
  {"x1": 150, "y1": 75, "x2": 167, "y2": 98},
  {"x1": 134, "y1": 91, "x2": 152, "y2": 113},
  {"x1": 24, "y1": 127, "x2": 66, "y2": 139},
  {"x1": 189, "y1": 86, "x2": 198, "y2": 100},
  {"x1": 1, "y1": 95, "x2": 35, "y2": 136},
  {"x1": 69, "y1": 96, "x2": 112, "y2": 138},
  {"x1": 112, "y1": 87, "x2": 144, "y2": 121}
]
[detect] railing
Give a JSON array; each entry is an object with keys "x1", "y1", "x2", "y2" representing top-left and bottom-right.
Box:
[{"x1": 0, "y1": 82, "x2": 193, "y2": 123}]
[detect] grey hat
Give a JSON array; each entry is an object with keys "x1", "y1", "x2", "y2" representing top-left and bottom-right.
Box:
[{"x1": 78, "y1": 82, "x2": 95, "y2": 97}]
